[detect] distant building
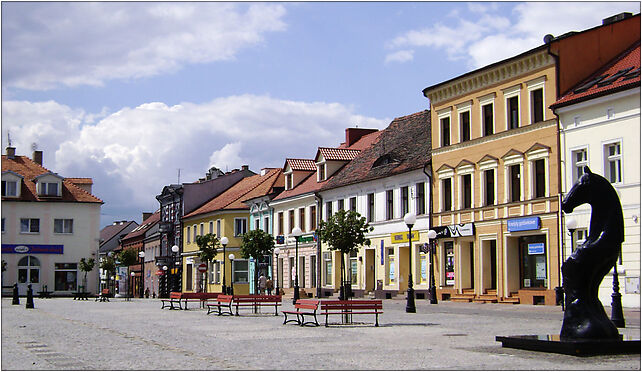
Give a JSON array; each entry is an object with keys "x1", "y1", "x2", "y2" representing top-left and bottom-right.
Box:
[
  {"x1": 1, "y1": 147, "x2": 103, "y2": 295},
  {"x1": 98, "y1": 220, "x2": 138, "y2": 293},
  {"x1": 118, "y1": 211, "x2": 160, "y2": 298}
]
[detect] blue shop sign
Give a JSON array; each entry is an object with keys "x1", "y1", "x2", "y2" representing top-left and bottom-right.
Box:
[
  {"x1": 507, "y1": 217, "x2": 541, "y2": 232},
  {"x1": 527, "y1": 243, "x2": 545, "y2": 255},
  {"x1": 2, "y1": 244, "x2": 64, "y2": 254}
]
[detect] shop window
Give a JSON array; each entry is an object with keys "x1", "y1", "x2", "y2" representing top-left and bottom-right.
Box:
[
  {"x1": 420, "y1": 253, "x2": 427, "y2": 284},
  {"x1": 520, "y1": 236, "x2": 547, "y2": 288},
  {"x1": 54, "y1": 218, "x2": 73, "y2": 234},
  {"x1": 387, "y1": 248, "x2": 395, "y2": 284},
  {"x1": 349, "y1": 251, "x2": 358, "y2": 285},
  {"x1": 444, "y1": 242, "x2": 455, "y2": 286},
  {"x1": 323, "y1": 252, "x2": 332, "y2": 286},
  {"x1": 20, "y1": 218, "x2": 40, "y2": 233},
  {"x1": 367, "y1": 193, "x2": 375, "y2": 222},
  {"x1": 54, "y1": 262, "x2": 76, "y2": 291},
  {"x1": 401, "y1": 186, "x2": 409, "y2": 216}
]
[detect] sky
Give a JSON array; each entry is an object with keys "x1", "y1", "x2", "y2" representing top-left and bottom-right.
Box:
[{"x1": 2, "y1": 1, "x2": 639, "y2": 228}]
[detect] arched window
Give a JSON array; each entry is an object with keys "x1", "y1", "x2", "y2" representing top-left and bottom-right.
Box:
[{"x1": 17, "y1": 256, "x2": 40, "y2": 284}]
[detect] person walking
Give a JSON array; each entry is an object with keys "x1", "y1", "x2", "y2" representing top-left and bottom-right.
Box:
[
  {"x1": 266, "y1": 276, "x2": 274, "y2": 295},
  {"x1": 258, "y1": 272, "x2": 267, "y2": 294}
]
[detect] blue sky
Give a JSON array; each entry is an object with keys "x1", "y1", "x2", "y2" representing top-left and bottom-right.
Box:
[{"x1": 2, "y1": 2, "x2": 639, "y2": 227}]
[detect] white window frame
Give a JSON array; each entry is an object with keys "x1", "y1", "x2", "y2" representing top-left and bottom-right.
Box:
[
  {"x1": 526, "y1": 149, "x2": 550, "y2": 199},
  {"x1": 53, "y1": 218, "x2": 73, "y2": 234},
  {"x1": 603, "y1": 140, "x2": 623, "y2": 184},
  {"x1": 39, "y1": 182, "x2": 60, "y2": 196},
  {"x1": 2, "y1": 180, "x2": 18, "y2": 197},
  {"x1": 456, "y1": 100, "x2": 472, "y2": 143},
  {"x1": 526, "y1": 76, "x2": 546, "y2": 124},
  {"x1": 187, "y1": 226, "x2": 191, "y2": 243},
  {"x1": 503, "y1": 84, "x2": 521, "y2": 130},
  {"x1": 234, "y1": 218, "x2": 248, "y2": 237},
  {"x1": 20, "y1": 218, "x2": 40, "y2": 234},
  {"x1": 437, "y1": 107, "x2": 452, "y2": 148},
  {"x1": 503, "y1": 155, "x2": 524, "y2": 203},
  {"x1": 570, "y1": 146, "x2": 589, "y2": 184},
  {"x1": 457, "y1": 164, "x2": 475, "y2": 210},
  {"x1": 437, "y1": 167, "x2": 455, "y2": 212},
  {"x1": 317, "y1": 163, "x2": 326, "y2": 182},
  {"x1": 232, "y1": 259, "x2": 249, "y2": 283},
  {"x1": 479, "y1": 93, "x2": 496, "y2": 137}
]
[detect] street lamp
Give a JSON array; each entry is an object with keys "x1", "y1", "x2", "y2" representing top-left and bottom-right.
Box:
[
  {"x1": 228, "y1": 253, "x2": 235, "y2": 296},
  {"x1": 404, "y1": 213, "x2": 417, "y2": 313},
  {"x1": 130, "y1": 271, "x2": 135, "y2": 301},
  {"x1": 162, "y1": 265, "x2": 168, "y2": 297},
  {"x1": 611, "y1": 253, "x2": 626, "y2": 328},
  {"x1": 292, "y1": 227, "x2": 302, "y2": 304},
  {"x1": 427, "y1": 229, "x2": 438, "y2": 304},
  {"x1": 171, "y1": 245, "x2": 179, "y2": 292},
  {"x1": 274, "y1": 247, "x2": 281, "y2": 296},
  {"x1": 138, "y1": 251, "x2": 145, "y2": 298},
  {"x1": 221, "y1": 237, "x2": 229, "y2": 294}
]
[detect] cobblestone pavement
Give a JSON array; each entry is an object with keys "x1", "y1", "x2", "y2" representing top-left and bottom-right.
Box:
[{"x1": 1, "y1": 297, "x2": 639, "y2": 370}]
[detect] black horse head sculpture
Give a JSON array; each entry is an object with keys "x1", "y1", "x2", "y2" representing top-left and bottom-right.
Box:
[{"x1": 560, "y1": 166, "x2": 624, "y2": 339}]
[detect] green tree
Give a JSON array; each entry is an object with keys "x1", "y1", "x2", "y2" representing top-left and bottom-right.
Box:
[
  {"x1": 116, "y1": 248, "x2": 138, "y2": 266},
  {"x1": 317, "y1": 209, "x2": 373, "y2": 299},
  {"x1": 78, "y1": 257, "x2": 96, "y2": 293},
  {"x1": 100, "y1": 255, "x2": 116, "y2": 292},
  {"x1": 240, "y1": 229, "x2": 275, "y2": 294},
  {"x1": 195, "y1": 233, "x2": 220, "y2": 292}
]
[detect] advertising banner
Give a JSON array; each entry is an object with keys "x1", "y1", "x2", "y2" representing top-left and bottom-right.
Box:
[
  {"x1": 434, "y1": 223, "x2": 475, "y2": 239},
  {"x1": 2, "y1": 244, "x2": 64, "y2": 254}
]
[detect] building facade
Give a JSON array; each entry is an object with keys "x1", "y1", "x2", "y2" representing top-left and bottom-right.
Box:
[{"x1": 2, "y1": 147, "x2": 103, "y2": 296}]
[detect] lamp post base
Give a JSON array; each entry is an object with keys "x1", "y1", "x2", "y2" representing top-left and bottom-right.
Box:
[
  {"x1": 406, "y1": 287, "x2": 416, "y2": 313},
  {"x1": 429, "y1": 285, "x2": 438, "y2": 304},
  {"x1": 293, "y1": 285, "x2": 300, "y2": 305}
]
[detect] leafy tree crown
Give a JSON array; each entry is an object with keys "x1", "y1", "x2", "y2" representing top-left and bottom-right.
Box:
[
  {"x1": 100, "y1": 256, "x2": 116, "y2": 275},
  {"x1": 79, "y1": 257, "x2": 96, "y2": 272},
  {"x1": 195, "y1": 233, "x2": 220, "y2": 263},
  {"x1": 240, "y1": 229, "x2": 275, "y2": 260},
  {"x1": 317, "y1": 209, "x2": 373, "y2": 254},
  {"x1": 116, "y1": 248, "x2": 138, "y2": 266}
]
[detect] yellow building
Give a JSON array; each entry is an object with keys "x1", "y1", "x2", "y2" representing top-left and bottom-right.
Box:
[{"x1": 180, "y1": 168, "x2": 282, "y2": 295}]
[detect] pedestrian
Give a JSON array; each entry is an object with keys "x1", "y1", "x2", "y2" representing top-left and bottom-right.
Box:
[
  {"x1": 258, "y1": 272, "x2": 267, "y2": 294},
  {"x1": 266, "y1": 276, "x2": 273, "y2": 295}
]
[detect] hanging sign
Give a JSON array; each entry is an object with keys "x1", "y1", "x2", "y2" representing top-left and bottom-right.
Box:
[
  {"x1": 433, "y1": 223, "x2": 475, "y2": 238},
  {"x1": 380, "y1": 240, "x2": 384, "y2": 265}
]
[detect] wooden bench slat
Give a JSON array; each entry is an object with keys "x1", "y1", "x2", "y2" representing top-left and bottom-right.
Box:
[{"x1": 320, "y1": 300, "x2": 383, "y2": 327}]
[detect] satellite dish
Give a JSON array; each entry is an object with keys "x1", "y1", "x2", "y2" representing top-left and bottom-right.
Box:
[{"x1": 31, "y1": 142, "x2": 38, "y2": 151}]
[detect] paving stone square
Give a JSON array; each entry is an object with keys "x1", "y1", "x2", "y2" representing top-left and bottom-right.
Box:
[{"x1": 1, "y1": 297, "x2": 639, "y2": 370}]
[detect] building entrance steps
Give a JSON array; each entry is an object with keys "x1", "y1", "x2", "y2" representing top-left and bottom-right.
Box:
[
  {"x1": 473, "y1": 289, "x2": 499, "y2": 303},
  {"x1": 499, "y1": 292, "x2": 521, "y2": 304},
  {"x1": 451, "y1": 288, "x2": 475, "y2": 302}
]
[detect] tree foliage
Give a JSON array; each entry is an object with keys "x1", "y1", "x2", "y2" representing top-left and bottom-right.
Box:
[
  {"x1": 100, "y1": 255, "x2": 116, "y2": 276},
  {"x1": 196, "y1": 233, "x2": 220, "y2": 263},
  {"x1": 116, "y1": 248, "x2": 138, "y2": 266},
  {"x1": 79, "y1": 257, "x2": 96, "y2": 291},
  {"x1": 317, "y1": 209, "x2": 373, "y2": 255},
  {"x1": 241, "y1": 229, "x2": 275, "y2": 294}
]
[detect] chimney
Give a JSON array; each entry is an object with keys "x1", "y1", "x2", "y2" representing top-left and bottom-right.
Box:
[
  {"x1": 345, "y1": 128, "x2": 378, "y2": 147},
  {"x1": 142, "y1": 212, "x2": 152, "y2": 222},
  {"x1": 603, "y1": 12, "x2": 632, "y2": 25},
  {"x1": 33, "y1": 150, "x2": 43, "y2": 165},
  {"x1": 241, "y1": 165, "x2": 249, "y2": 171},
  {"x1": 6, "y1": 146, "x2": 15, "y2": 159}
]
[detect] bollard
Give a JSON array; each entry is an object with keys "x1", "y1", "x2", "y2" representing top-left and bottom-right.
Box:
[
  {"x1": 12, "y1": 283, "x2": 20, "y2": 305},
  {"x1": 26, "y1": 284, "x2": 34, "y2": 309}
]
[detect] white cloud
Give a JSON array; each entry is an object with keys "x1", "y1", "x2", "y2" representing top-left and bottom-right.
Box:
[
  {"x1": 2, "y1": 97, "x2": 389, "y2": 224},
  {"x1": 1, "y1": 3, "x2": 287, "y2": 90},
  {"x1": 387, "y1": 2, "x2": 639, "y2": 68},
  {"x1": 385, "y1": 50, "x2": 415, "y2": 64}
]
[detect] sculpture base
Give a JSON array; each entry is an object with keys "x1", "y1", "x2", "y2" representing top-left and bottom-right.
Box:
[{"x1": 496, "y1": 335, "x2": 640, "y2": 356}]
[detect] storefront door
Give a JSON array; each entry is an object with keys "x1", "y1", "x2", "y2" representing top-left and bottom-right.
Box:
[{"x1": 17, "y1": 256, "x2": 41, "y2": 295}]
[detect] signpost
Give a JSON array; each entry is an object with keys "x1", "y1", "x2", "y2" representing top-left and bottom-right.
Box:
[{"x1": 197, "y1": 263, "x2": 207, "y2": 273}]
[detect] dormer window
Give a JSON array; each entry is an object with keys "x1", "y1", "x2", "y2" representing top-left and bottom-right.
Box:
[
  {"x1": 318, "y1": 164, "x2": 326, "y2": 182},
  {"x1": 2, "y1": 180, "x2": 17, "y2": 197},
  {"x1": 285, "y1": 173, "x2": 294, "y2": 190},
  {"x1": 40, "y1": 182, "x2": 59, "y2": 196}
]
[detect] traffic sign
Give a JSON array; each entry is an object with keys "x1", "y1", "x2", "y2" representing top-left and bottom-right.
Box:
[
  {"x1": 197, "y1": 263, "x2": 207, "y2": 273},
  {"x1": 156, "y1": 270, "x2": 165, "y2": 276}
]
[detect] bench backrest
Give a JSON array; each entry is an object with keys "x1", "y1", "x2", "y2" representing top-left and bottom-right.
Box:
[
  {"x1": 295, "y1": 299, "x2": 320, "y2": 311},
  {"x1": 198, "y1": 292, "x2": 222, "y2": 300},
  {"x1": 217, "y1": 294, "x2": 233, "y2": 303},
  {"x1": 233, "y1": 294, "x2": 282, "y2": 302},
  {"x1": 169, "y1": 292, "x2": 182, "y2": 299},
  {"x1": 101, "y1": 288, "x2": 110, "y2": 295},
  {"x1": 321, "y1": 300, "x2": 382, "y2": 311}
]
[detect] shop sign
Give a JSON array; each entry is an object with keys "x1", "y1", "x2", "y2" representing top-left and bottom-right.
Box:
[
  {"x1": 380, "y1": 240, "x2": 384, "y2": 265},
  {"x1": 527, "y1": 243, "x2": 545, "y2": 255},
  {"x1": 507, "y1": 217, "x2": 541, "y2": 232},
  {"x1": 434, "y1": 223, "x2": 474, "y2": 238},
  {"x1": 276, "y1": 235, "x2": 285, "y2": 244},
  {"x1": 2, "y1": 244, "x2": 64, "y2": 254},
  {"x1": 299, "y1": 235, "x2": 317, "y2": 243},
  {"x1": 390, "y1": 231, "x2": 420, "y2": 244}
]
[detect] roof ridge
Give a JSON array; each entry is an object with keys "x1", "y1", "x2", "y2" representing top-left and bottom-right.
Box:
[{"x1": 222, "y1": 169, "x2": 280, "y2": 209}]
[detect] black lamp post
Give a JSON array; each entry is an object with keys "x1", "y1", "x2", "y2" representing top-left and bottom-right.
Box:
[
  {"x1": 171, "y1": 244, "x2": 179, "y2": 292},
  {"x1": 427, "y1": 229, "x2": 438, "y2": 304},
  {"x1": 138, "y1": 251, "x2": 145, "y2": 298},
  {"x1": 274, "y1": 247, "x2": 281, "y2": 296},
  {"x1": 228, "y1": 253, "x2": 235, "y2": 296},
  {"x1": 221, "y1": 237, "x2": 228, "y2": 294},
  {"x1": 611, "y1": 254, "x2": 625, "y2": 328},
  {"x1": 404, "y1": 212, "x2": 417, "y2": 313},
  {"x1": 292, "y1": 227, "x2": 302, "y2": 304}
]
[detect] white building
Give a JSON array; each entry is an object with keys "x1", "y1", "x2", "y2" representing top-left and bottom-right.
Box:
[
  {"x1": 553, "y1": 43, "x2": 640, "y2": 308},
  {"x1": 2, "y1": 147, "x2": 103, "y2": 296}
]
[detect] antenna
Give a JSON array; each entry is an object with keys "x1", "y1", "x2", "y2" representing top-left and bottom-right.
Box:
[
  {"x1": 7, "y1": 132, "x2": 11, "y2": 147},
  {"x1": 31, "y1": 142, "x2": 38, "y2": 152},
  {"x1": 177, "y1": 168, "x2": 181, "y2": 184}
]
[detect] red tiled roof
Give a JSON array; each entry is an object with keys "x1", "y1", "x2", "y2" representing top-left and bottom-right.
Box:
[
  {"x1": 316, "y1": 147, "x2": 361, "y2": 161},
  {"x1": 285, "y1": 159, "x2": 316, "y2": 171},
  {"x1": 321, "y1": 110, "x2": 431, "y2": 190},
  {"x1": 184, "y1": 168, "x2": 281, "y2": 219},
  {"x1": 100, "y1": 221, "x2": 138, "y2": 244},
  {"x1": 122, "y1": 210, "x2": 160, "y2": 241},
  {"x1": 1, "y1": 155, "x2": 103, "y2": 203},
  {"x1": 553, "y1": 43, "x2": 640, "y2": 108},
  {"x1": 66, "y1": 178, "x2": 93, "y2": 185}
]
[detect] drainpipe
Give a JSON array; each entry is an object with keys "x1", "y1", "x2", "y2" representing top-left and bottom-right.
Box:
[{"x1": 314, "y1": 192, "x2": 323, "y2": 298}]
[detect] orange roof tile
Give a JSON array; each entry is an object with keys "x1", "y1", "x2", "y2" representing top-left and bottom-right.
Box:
[
  {"x1": 316, "y1": 147, "x2": 361, "y2": 161},
  {"x1": 285, "y1": 159, "x2": 316, "y2": 171},
  {"x1": 183, "y1": 168, "x2": 281, "y2": 219},
  {"x1": 1, "y1": 155, "x2": 102, "y2": 203}
]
